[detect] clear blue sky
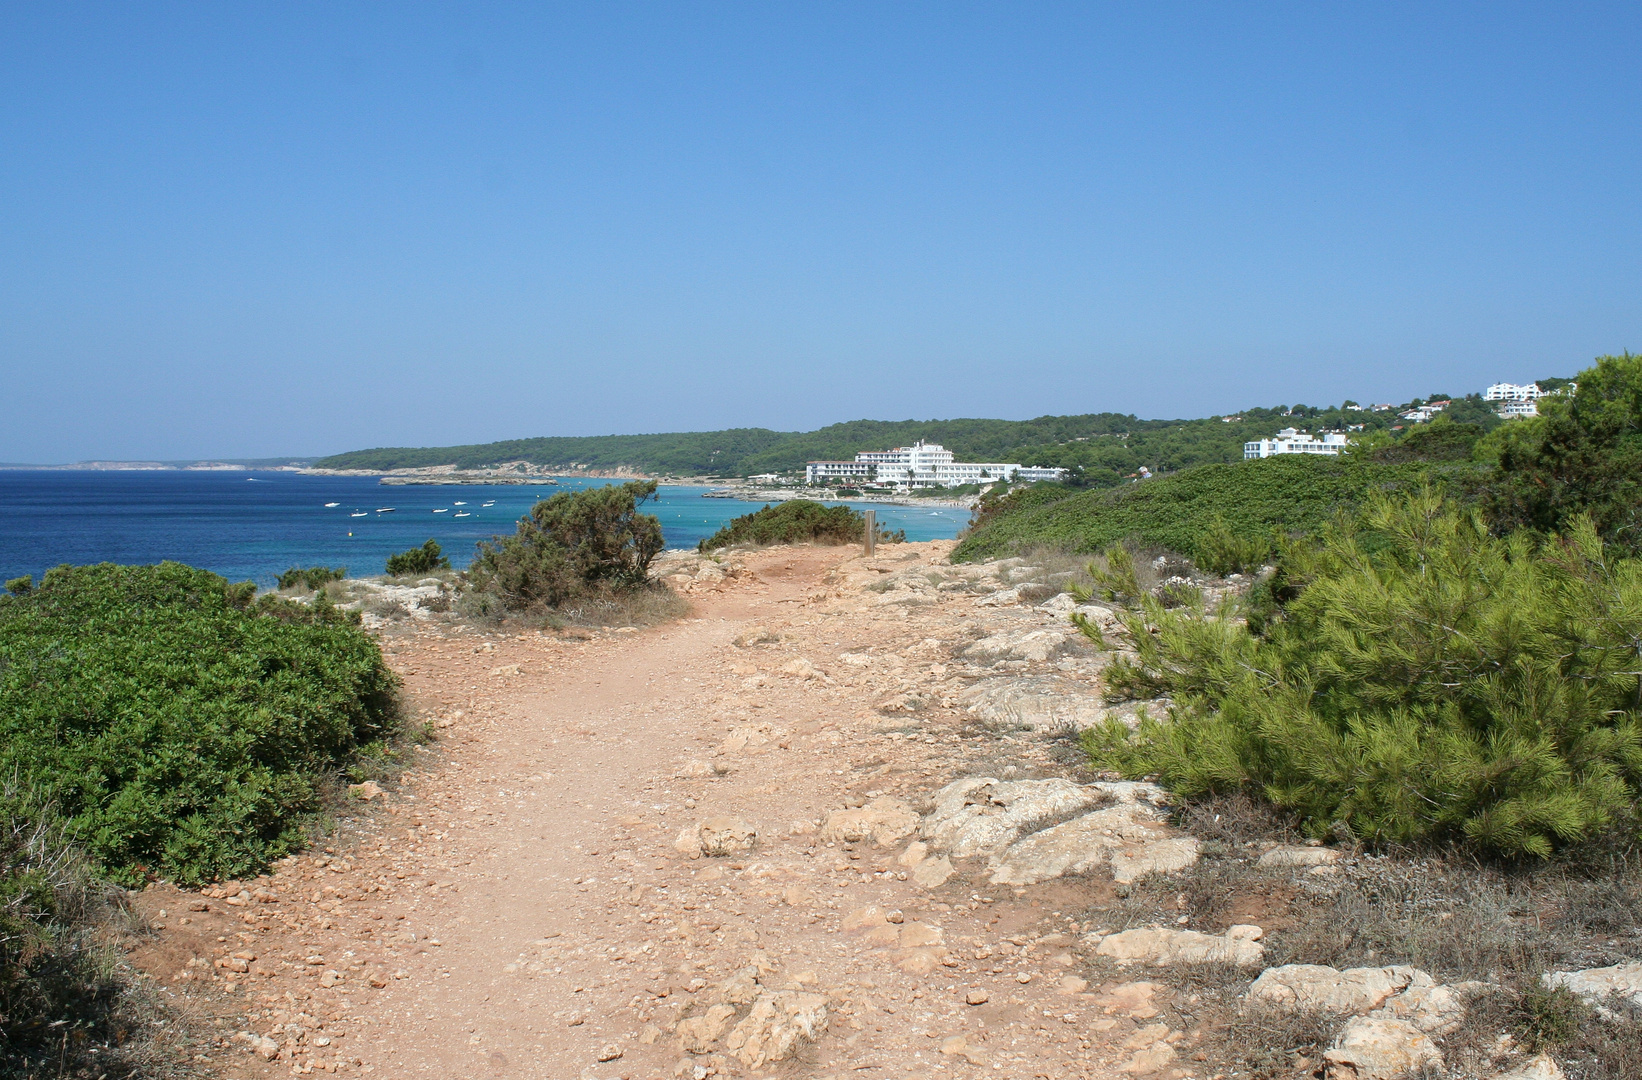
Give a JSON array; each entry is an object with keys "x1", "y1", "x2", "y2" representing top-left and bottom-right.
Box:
[{"x1": 3, "y1": 4, "x2": 1639, "y2": 461}]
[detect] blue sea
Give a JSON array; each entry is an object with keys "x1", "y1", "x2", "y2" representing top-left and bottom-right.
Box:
[{"x1": 0, "y1": 471, "x2": 969, "y2": 588}]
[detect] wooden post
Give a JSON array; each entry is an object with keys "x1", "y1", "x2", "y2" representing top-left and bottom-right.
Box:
[{"x1": 863, "y1": 509, "x2": 876, "y2": 557}]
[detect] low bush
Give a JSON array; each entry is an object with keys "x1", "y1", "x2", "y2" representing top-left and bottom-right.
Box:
[
  {"x1": 697, "y1": 499, "x2": 903, "y2": 552},
  {"x1": 0, "y1": 561, "x2": 399, "y2": 886},
  {"x1": 385, "y1": 539, "x2": 449, "y2": 577},
  {"x1": 1083, "y1": 489, "x2": 1642, "y2": 858},
  {"x1": 465, "y1": 480, "x2": 666, "y2": 612},
  {"x1": 277, "y1": 565, "x2": 347, "y2": 591}
]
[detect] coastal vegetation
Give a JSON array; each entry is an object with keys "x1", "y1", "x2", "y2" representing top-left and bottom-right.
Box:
[
  {"x1": 697, "y1": 500, "x2": 905, "y2": 553},
  {"x1": 1085, "y1": 489, "x2": 1642, "y2": 857},
  {"x1": 277, "y1": 564, "x2": 347, "y2": 591},
  {"x1": 463, "y1": 480, "x2": 670, "y2": 616},
  {"x1": 313, "y1": 392, "x2": 1521, "y2": 482},
  {"x1": 953, "y1": 456, "x2": 1467, "y2": 565},
  {"x1": 1061, "y1": 355, "x2": 1642, "y2": 860},
  {"x1": 0, "y1": 562, "x2": 399, "y2": 887},
  {"x1": 0, "y1": 562, "x2": 401, "y2": 1073},
  {"x1": 385, "y1": 538, "x2": 450, "y2": 577}
]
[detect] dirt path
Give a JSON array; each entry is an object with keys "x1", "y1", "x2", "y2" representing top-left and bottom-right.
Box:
[{"x1": 135, "y1": 543, "x2": 1191, "y2": 1080}]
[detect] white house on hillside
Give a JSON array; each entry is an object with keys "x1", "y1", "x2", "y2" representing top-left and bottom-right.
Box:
[
  {"x1": 1244, "y1": 428, "x2": 1351, "y2": 459},
  {"x1": 806, "y1": 440, "x2": 1066, "y2": 488},
  {"x1": 1485, "y1": 382, "x2": 1544, "y2": 402}
]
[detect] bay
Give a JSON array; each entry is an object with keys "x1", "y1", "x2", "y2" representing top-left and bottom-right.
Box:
[{"x1": 0, "y1": 470, "x2": 968, "y2": 587}]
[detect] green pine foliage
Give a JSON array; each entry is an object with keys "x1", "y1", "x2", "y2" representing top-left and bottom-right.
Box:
[
  {"x1": 465, "y1": 480, "x2": 666, "y2": 612},
  {"x1": 1083, "y1": 490, "x2": 1642, "y2": 858},
  {"x1": 697, "y1": 500, "x2": 904, "y2": 553},
  {"x1": 384, "y1": 539, "x2": 449, "y2": 577},
  {"x1": 0, "y1": 562, "x2": 399, "y2": 886}
]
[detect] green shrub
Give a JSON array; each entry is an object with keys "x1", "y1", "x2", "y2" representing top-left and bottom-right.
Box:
[
  {"x1": 277, "y1": 565, "x2": 347, "y2": 591},
  {"x1": 3, "y1": 576, "x2": 30, "y2": 597},
  {"x1": 953, "y1": 457, "x2": 1470, "y2": 565},
  {"x1": 1485, "y1": 353, "x2": 1642, "y2": 553},
  {"x1": 384, "y1": 539, "x2": 449, "y2": 577},
  {"x1": 1083, "y1": 490, "x2": 1642, "y2": 858},
  {"x1": 1193, "y1": 515, "x2": 1274, "y2": 575},
  {"x1": 0, "y1": 562, "x2": 399, "y2": 885},
  {"x1": 697, "y1": 499, "x2": 904, "y2": 552},
  {"x1": 465, "y1": 480, "x2": 666, "y2": 612}
]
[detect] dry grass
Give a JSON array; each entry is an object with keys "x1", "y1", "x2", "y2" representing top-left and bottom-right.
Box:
[{"x1": 1060, "y1": 791, "x2": 1642, "y2": 1079}]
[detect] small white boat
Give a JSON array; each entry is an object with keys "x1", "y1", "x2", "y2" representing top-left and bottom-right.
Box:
[
  {"x1": 376, "y1": 507, "x2": 395, "y2": 513},
  {"x1": 350, "y1": 511, "x2": 368, "y2": 518},
  {"x1": 433, "y1": 508, "x2": 448, "y2": 513},
  {"x1": 454, "y1": 501, "x2": 467, "y2": 506},
  {"x1": 481, "y1": 500, "x2": 495, "y2": 507},
  {"x1": 454, "y1": 511, "x2": 471, "y2": 518},
  {"x1": 324, "y1": 502, "x2": 339, "y2": 508}
]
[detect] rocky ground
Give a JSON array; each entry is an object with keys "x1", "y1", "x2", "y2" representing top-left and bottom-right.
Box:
[{"x1": 123, "y1": 541, "x2": 1633, "y2": 1080}]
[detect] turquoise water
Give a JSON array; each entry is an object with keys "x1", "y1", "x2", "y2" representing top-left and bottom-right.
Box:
[{"x1": 0, "y1": 471, "x2": 968, "y2": 587}]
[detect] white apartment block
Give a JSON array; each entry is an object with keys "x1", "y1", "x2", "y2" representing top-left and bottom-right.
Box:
[
  {"x1": 1485, "y1": 382, "x2": 1544, "y2": 402},
  {"x1": 1244, "y1": 428, "x2": 1351, "y2": 459},
  {"x1": 803, "y1": 460, "x2": 873, "y2": 484},
  {"x1": 1497, "y1": 400, "x2": 1539, "y2": 418},
  {"x1": 806, "y1": 440, "x2": 1066, "y2": 489}
]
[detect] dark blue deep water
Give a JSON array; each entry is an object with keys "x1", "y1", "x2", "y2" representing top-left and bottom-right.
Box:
[{"x1": 0, "y1": 471, "x2": 969, "y2": 588}]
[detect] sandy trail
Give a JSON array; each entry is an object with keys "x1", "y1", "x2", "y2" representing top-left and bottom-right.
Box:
[{"x1": 137, "y1": 543, "x2": 1170, "y2": 1080}]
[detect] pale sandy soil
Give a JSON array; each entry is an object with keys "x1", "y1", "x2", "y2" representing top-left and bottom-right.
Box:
[{"x1": 131, "y1": 542, "x2": 1203, "y2": 1080}]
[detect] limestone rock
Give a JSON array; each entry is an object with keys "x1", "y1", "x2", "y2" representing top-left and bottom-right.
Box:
[
  {"x1": 1371, "y1": 979, "x2": 1467, "y2": 1035},
  {"x1": 1249, "y1": 964, "x2": 1424, "y2": 1016},
  {"x1": 1495, "y1": 1054, "x2": 1566, "y2": 1080},
  {"x1": 965, "y1": 676, "x2": 1108, "y2": 732},
  {"x1": 1323, "y1": 1015, "x2": 1442, "y2": 1080},
  {"x1": 974, "y1": 586, "x2": 1024, "y2": 607},
  {"x1": 1257, "y1": 845, "x2": 1343, "y2": 868},
  {"x1": 779, "y1": 657, "x2": 823, "y2": 680},
  {"x1": 1118, "y1": 1041, "x2": 1176, "y2": 1075},
  {"x1": 732, "y1": 626, "x2": 779, "y2": 647},
  {"x1": 820, "y1": 797, "x2": 919, "y2": 846},
  {"x1": 988, "y1": 803, "x2": 1198, "y2": 886},
  {"x1": 921, "y1": 777, "x2": 1102, "y2": 858},
  {"x1": 897, "y1": 840, "x2": 928, "y2": 866},
  {"x1": 1095, "y1": 925, "x2": 1264, "y2": 968},
  {"x1": 676, "y1": 1004, "x2": 737, "y2": 1052},
  {"x1": 939, "y1": 1034, "x2": 987, "y2": 1065},
  {"x1": 1543, "y1": 961, "x2": 1642, "y2": 1010},
  {"x1": 675, "y1": 817, "x2": 757, "y2": 859},
  {"x1": 963, "y1": 628, "x2": 1073, "y2": 664},
  {"x1": 723, "y1": 992, "x2": 828, "y2": 1068},
  {"x1": 713, "y1": 966, "x2": 761, "y2": 1007},
  {"x1": 910, "y1": 855, "x2": 954, "y2": 888},
  {"x1": 678, "y1": 759, "x2": 715, "y2": 779}
]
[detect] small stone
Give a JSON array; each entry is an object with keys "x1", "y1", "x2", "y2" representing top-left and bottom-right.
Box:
[
  {"x1": 1119, "y1": 1042, "x2": 1176, "y2": 1075},
  {"x1": 597, "y1": 1045, "x2": 624, "y2": 1062},
  {"x1": 1057, "y1": 976, "x2": 1088, "y2": 995},
  {"x1": 965, "y1": 988, "x2": 990, "y2": 1005},
  {"x1": 939, "y1": 1034, "x2": 987, "y2": 1065},
  {"x1": 1257, "y1": 845, "x2": 1342, "y2": 868},
  {"x1": 1495, "y1": 1053, "x2": 1566, "y2": 1080},
  {"x1": 910, "y1": 855, "x2": 954, "y2": 889},
  {"x1": 897, "y1": 840, "x2": 929, "y2": 866}
]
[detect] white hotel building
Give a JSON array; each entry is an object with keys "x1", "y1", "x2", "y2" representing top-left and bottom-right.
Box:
[
  {"x1": 1244, "y1": 428, "x2": 1351, "y2": 459},
  {"x1": 806, "y1": 441, "x2": 1066, "y2": 489}
]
